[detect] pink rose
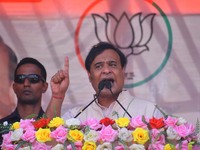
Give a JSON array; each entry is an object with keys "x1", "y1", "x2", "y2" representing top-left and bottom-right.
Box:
[
  {"x1": 50, "y1": 125, "x2": 67, "y2": 143},
  {"x1": 1, "y1": 132, "x2": 12, "y2": 144},
  {"x1": 148, "y1": 143, "x2": 164, "y2": 150},
  {"x1": 98, "y1": 125, "x2": 118, "y2": 142},
  {"x1": 67, "y1": 141, "x2": 83, "y2": 150},
  {"x1": 175, "y1": 140, "x2": 189, "y2": 150},
  {"x1": 150, "y1": 129, "x2": 165, "y2": 144},
  {"x1": 164, "y1": 116, "x2": 178, "y2": 127},
  {"x1": 1, "y1": 132, "x2": 16, "y2": 150},
  {"x1": 83, "y1": 118, "x2": 102, "y2": 130},
  {"x1": 1, "y1": 144, "x2": 16, "y2": 150},
  {"x1": 32, "y1": 141, "x2": 52, "y2": 150},
  {"x1": 175, "y1": 123, "x2": 195, "y2": 138},
  {"x1": 130, "y1": 115, "x2": 149, "y2": 129},
  {"x1": 20, "y1": 118, "x2": 35, "y2": 131},
  {"x1": 193, "y1": 145, "x2": 200, "y2": 150},
  {"x1": 115, "y1": 144, "x2": 125, "y2": 150},
  {"x1": 21, "y1": 129, "x2": 36, "y2": 143}
]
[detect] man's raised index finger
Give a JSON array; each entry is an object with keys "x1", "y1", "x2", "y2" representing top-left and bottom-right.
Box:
[{"x1": 64, "y1": 56, "x2": 69, "y2": 75}]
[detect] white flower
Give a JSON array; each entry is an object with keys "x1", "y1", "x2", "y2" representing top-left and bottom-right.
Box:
[
  {"x1": 118, "y1": 127, "x2": 133, "y2": 142},
  {"x1": 177, "y1": 117, "x2": 187, "y2": 125},
  {"x1": 3, "y1": 121, "x2": 8, "y2": 126},
  {"x1": 65, "y1": 118, "x2": 81, "y2": 127},
  {"x1": 84, "y1": 129, "x2": 99, "y2": 142},
  {"x1": 129, "y1": 144, "x2": 145, "y2": 150},
  {"x1": 96, "y1": 142, "x2": 112, "y2": 150},
  {"x1": 166, "y1": 126, "x2": 181, "y2": 140},
  {"x1": 51, "y1": 144, "x2": 64, "y2": 150},
  {"x1": 11, "y1": 128, "x2": 23, "y2": 141}
]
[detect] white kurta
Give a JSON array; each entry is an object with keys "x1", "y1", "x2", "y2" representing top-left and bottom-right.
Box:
[{"x1": 62, "y1": 91, "x2": 163, "y2": 122}]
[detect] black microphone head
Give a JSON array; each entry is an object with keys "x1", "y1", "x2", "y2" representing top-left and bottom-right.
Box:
[
  {"x1": 105, "y1": 80, "x2": 112, "y2": 89},
  {"x1": 98, "y1": 80, "x2": 105, "y2": 91}
]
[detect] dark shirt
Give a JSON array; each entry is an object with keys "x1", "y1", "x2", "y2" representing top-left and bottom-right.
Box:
[{"x1": 0, "y1": 107, "x2": 45, "y2": 147}]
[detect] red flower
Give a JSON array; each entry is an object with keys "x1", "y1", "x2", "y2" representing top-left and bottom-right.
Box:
[
  {"x1": 33, "y1": 118, "x2": 50, "y2": 129},
  {"x1": 100, "y1": 117, "x2": 115, "y2": 126},
  {"x1": 149, "y1": 117, "x2": 165, "y2": 129}
]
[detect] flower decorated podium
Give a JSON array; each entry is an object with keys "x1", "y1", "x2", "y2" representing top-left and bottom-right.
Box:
[{"x1": 1, "y1": 112, "x2": 200, "y2": 150}]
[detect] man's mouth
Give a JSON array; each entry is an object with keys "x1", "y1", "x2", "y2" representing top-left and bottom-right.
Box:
[
  {"x1": 23, "y1": 90, "x2": 32, "y2": 95},
  {"x1": 101, "y1": 78, "x2": 114, "y2": 83}
]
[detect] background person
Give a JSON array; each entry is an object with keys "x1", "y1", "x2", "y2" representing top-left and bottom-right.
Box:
[
  {"x1": 0, "y1": 57, "x2": 48, "y2": 145},
  {"x1": 0, "y1": 36, "x2": 18, "y2": 119}
]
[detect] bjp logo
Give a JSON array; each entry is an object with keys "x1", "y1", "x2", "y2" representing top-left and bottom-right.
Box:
[{"x1": 92, "y1": 12, "x2": 155, "y2": 55}]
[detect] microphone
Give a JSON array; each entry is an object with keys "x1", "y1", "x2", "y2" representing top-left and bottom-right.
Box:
[
  {"x1": 98, "y1": 79, "x2": 105, "y2": 92},
  {"x1": 74, "y1": 80, "x2": 105, "y2": 118},
  {"x1": 105, "y1": 79, "x2": 112, "y2": 90},
  {"x1": 104, "y1": 80, "x2": 132, "y2": 118}
]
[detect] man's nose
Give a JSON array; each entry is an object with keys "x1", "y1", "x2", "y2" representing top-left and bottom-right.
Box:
[
  {"x1": 23, "y1": 78, "x2": 31, "y2": 85},
  {"x1": 102, "y1": 65, "x2": 111, "y2": 74}
]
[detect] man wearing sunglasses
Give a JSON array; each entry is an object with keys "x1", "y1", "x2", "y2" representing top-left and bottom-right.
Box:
[{"x1": 0, "y1": 57, "x2": 48, "y2": 145}]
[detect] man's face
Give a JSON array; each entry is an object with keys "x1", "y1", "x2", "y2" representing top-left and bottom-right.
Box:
[
  {"x1": 88, "y1": 49, "x2": 125, "y2": 97},
  {"x1": 13, "y1": 63, "x2": 48, "y2": 105}
]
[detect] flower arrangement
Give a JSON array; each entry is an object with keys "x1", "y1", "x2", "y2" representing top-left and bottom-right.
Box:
[{"x1": 1, "y1": 112, "x2": 200, "y2": 150}]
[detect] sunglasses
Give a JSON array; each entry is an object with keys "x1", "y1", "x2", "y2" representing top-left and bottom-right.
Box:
[{"x1": 14, "y1": 74, "x2": 45, "y2": 84}]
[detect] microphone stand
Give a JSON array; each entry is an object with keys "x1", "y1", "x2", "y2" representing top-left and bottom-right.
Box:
[
  {"x1": 74, "y1": 94, "x2": 98, "y2": 118},
  {"x1": 74, "y1": 80, "x2": 132, "y2": 118},
  {"x1": 115, "y1": 99, "x2": 132, "y2": 118},
  {"x1": 74, "y1": 80, "x2": 105, "y2": 118},
  {"x1": 105, "y1": 80, "x2": 132, "y2": 118}
]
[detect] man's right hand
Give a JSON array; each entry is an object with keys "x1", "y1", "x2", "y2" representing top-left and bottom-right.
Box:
[
  {"x1": 46, "y1": 56, "x2": 69, "y2": 119},
  {"x1": 50, "y1": 56, "x2": 69, "y2": 99}
]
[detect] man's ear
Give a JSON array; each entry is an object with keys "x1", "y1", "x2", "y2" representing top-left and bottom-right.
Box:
[
  {"x1": 12, "y1": 83, "x2": 17, "y2": 93},
  {"x1": 42, "y1": 82, "x2": 48, "y2": 93}
]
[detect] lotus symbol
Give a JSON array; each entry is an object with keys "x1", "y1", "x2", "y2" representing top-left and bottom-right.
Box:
[{"x1": 92, "y1": 12, "x2": 156, "y2": 80}]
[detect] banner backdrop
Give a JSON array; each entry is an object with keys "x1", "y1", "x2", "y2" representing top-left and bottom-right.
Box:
[{"x1": 0, "y1": 0, "x2": 199, "y2": 125}]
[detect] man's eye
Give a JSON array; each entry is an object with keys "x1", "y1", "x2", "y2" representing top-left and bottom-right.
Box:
[
  {"x1": 95, "y1": 65, "x2": 102, "y2": 69},
  {"x1": 110, "y1": 62, "x2": 117, "y2": 67}
]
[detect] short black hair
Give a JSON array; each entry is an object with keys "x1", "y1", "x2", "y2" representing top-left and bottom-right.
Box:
[
  {"x1": 14, "y1": 57, "x2": 47, "y2": 81},
  {"x1": 85, "y1": 42, "x2": 127, "y2": 72}
]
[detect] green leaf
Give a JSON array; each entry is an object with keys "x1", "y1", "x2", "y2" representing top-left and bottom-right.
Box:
[
  {"x1": 118, "y1": 139, "x2": 128, "y2": 149},
  {"x1": 15, "y1": 141, "x2": 29, "y2": 150},
  {"x1": 25, "y1": 114, "x2": 38, "y2": 119},
  {"x1": 112, "y1": 111, "x2": 119, "y2": 118}
]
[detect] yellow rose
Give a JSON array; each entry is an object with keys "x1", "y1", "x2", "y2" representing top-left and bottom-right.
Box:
[
  {"x1": 82, "y1": 141, "x2": 96, "y2": 150},
  {"x1": 115, "y1": 117, "x2": 130, "y2": 128},
  {"x1": 67, "y1": 129, "x2": 84, "y2": 142},
  {"x1": 11, "y1": 122, "x2": 20, "y2": 130},
  {"x1": 132, "y1": 127, "x2": 149, "y2": 144},
  {"x1": 164, "y1": 144, "x2": 175, "y2": 150},
  {"x1": 48, "y1": 117, "x2": 65, "y2": 128},
  {"x1": 35, "y1": 128, "x2": 52, "y2": 142}
]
